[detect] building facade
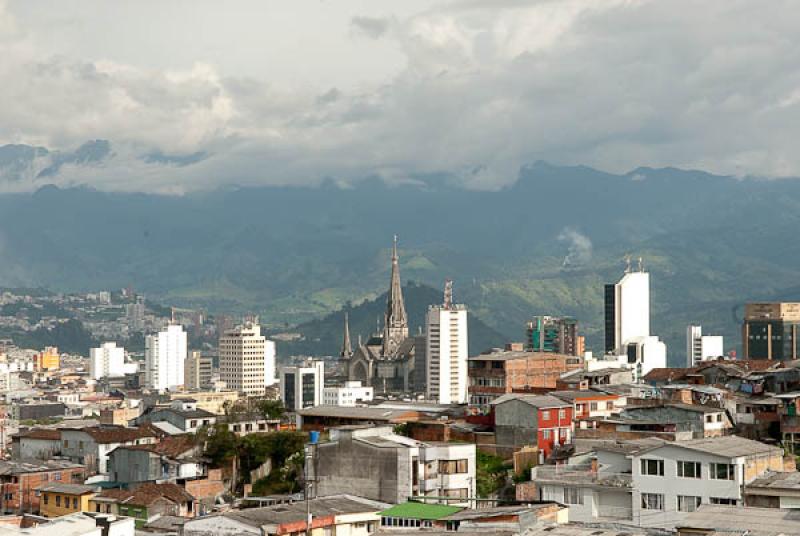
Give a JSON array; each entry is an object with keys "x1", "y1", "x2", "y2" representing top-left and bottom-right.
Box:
[
  {"x1": 686, "y1": 325, "x2": 724, "y2": 367},
  {"x1": 280, "y1": 360, "x2": 324, "y2": 412},
  {"x1": 526, "y1": 316, "x2": 584, "y2": 356},
  {"x1": 426, "y1": 281, "x2": 468, "y2": 404},
  {"x1": 89, "y1": 342, "x2": 126, "y2": 380},
  {"x1": 219, "y1": 322, "x2": 276, "y2": 396},
  {"x1": 467, "y1": 347, "x2": 583, "y2": 411},
  {"x1": 145, "y1": 324, "x2": 187, "y2": 391},
  {"x1": 742, "y1": 303, "x2": 800, "y2": 360},
  {"x1": 491, "y1": 394, "x2": 574, "y2": 458},
  {"x1": 184, "y1": 350, "x2": 214, "y2": 390},
  {"x1": 323, "y1": 381, "x2": 373, "y2": 407}
]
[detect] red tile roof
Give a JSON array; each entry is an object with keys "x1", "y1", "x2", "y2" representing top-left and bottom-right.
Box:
[{"x1": 97, "y1": 482, "x2": 194, "y2": 507}]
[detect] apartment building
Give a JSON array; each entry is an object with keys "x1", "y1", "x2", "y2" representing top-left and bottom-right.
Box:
[
  {"x1": 528, "y1": 435, "x2": 785, "y2": 529},
  {"x1": 314, "y1": 426, "x2": 476, "y2": 506},
  {"x1": 468, "y1": 346, "x2": 582, "y2": 411},
  {"x1": 491, "y1": 394, "x2": 573, "y2": 458},
  {"x1": 425, "y1": 281, "x2": 469, "y2": 404},
  {"x1": 323, "y1": 381, "x2": 374, "y2": 407},
  {"x1": 219, "y1": 322, "x2": 276, "y2": 396}
]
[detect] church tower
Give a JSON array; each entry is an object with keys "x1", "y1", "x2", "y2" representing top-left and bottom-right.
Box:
[
  {"x1": 340, "y1": 312, "x2": 353, "y2": 358},
  {"x1": 383, "y1": 235, "x2": 409, "y2": 357}
]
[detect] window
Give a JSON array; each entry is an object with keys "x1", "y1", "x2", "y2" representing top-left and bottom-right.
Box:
[
  {"x1": 563, "y1": 487, "x2": 583, "y2": 505},
  {"x1": 677, "y1": 461, "x2": 701, "y2": 478},
  {"x1": 640, "y1": 459, "x2": 664, "y2": 476},
  {"x1": 678, "y1": 495, "x2": 702, "y2": 512},
  {"x1": 716, "y1": 414, "x2": 723, "y2": 422},
  {"x1": 543, "y1": 429, "x2": 551, "y2": 440},
  {"x1": 558, "y1": 409, "x2": 566, "y2": 420},
  {"x1": 542, "y1": 410, "x2": 550, "y2": 420},
  {"x1": 710, "y1": 497, "x2": 737, "y2": 505},
  {"x1": 439, "y1": 459, "x2": 468, "y2": 474},
  {"x1": 55, "y1": 496, "x2": 61, "y2": 507},
  {"x1": 43, "y1": 495, "x2": 49, "y2": 505},
  {"x1": 590, "y1": 402, "x2": 598, "y2": 411},
  {"x1": 190, "y1": 420, "x2": 198, "y2": 428},
  {"x1": 95, "y1": 504, "x2": 100, "y2": 512},
  {"x1": 710, "y1": 463, "x2": 735, "y2": 480},
  {"x1": 63, "y1": 440, "x2": 69, "y2": 448},
  {"x1": 706, "y1": 415, "x2": 713, "y2": 423},
  {"x1": 641, "y1": 493, "x2": 663, "y2": 510},
  {"x1": 54, "y1": 473, "x2": 61, "y2": 481},
  {"x1": 72, "y1": 498, "x2": 78, "y2": 509}
]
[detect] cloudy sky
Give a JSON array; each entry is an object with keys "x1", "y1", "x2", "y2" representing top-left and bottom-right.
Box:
[{"x1": 1, "y1": 0, "x2": 799, "y2": 192}]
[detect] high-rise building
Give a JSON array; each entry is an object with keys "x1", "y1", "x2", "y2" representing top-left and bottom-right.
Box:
[
  {"x1": 33, "y1": 347, "x2": 60, "y2": 372},
  {"x1": 89, "y1": 342, "x2": 126, "y2": 379},
  {"x1": 145, "y1": 324, "x2": 187, "y2": 391},
  {"x1": 126, "y1": 296, "x2": 146, "y2": 331},
  {"x1": 686, "y1": 325, "x2": 724, "y2": 367},
  {"x1": 219, "y1": 322, "x2": 276, "y2": 396},
  {"x1": 526, "y1": 316, "x2": 584, "y2": 356},
  {"x1": 426, "y1": 280, "x2": 469, "y2": 405},
  {"x1": 184, "y1": 350, "x2": 214, "y2": 390},
  {"x1": 280, "y1": 360, "x2": 324, "y2": 412},
  {"x1": 742, "y1": 303, "x2": 800, "y2": 360},
  {"x1": 604, "y1": 261, "x2": 666, "y2": 379},
  {"x1": 605, "y1": 267, "x2": 650, "y2": 354}
]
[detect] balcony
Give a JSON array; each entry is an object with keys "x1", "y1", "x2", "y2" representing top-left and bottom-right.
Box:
[{"x1": 531, "y1": 465, "x2": 632, "y2": 488}]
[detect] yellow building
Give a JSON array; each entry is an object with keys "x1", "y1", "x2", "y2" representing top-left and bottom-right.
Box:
[
  {"x1": 170, "y1": 391, "x2": 240, "y2": 415},
  {"x1": 36, "y1": 483, "x2": 97, "y2": 517},
  {"x1": 34, "y1": 346, "x2": 60, "y2": 371}
]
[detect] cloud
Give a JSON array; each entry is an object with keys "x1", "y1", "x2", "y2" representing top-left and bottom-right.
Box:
[
  {"x1": 350, "y1": 16, "x2": 391, "y2": 39},
  {"x1": 558, "y1": 227, "x2": 593, "y2": 266},
  {"x1": 2, "y1": 1, "x2": 800, "y2": 192}
]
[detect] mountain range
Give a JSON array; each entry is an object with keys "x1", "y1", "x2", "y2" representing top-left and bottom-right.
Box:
[{"x1": 3, "y1": 140, "x2": 800, "y2": 365}]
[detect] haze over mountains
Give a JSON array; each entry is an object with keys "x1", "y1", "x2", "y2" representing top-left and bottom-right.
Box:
[{"x1": 2, "y1": 140, "x2": 800, "y2": 364}]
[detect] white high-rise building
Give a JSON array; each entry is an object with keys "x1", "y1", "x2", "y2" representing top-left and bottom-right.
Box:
[
  {"x1": 605, "y1": 261, "x2": 667, "y2": 380},
  {"x1": 686, "y1": 325, "x2": 724, "y2": 367},
  {"x1": 426, "y1": 281, "x2": 469, "y2": 404},
  {"x1": 280, "y1": 360, "x2": 324, "y2": 412},
  {"x1": 219, "y1": 322, "x2": 277, "y2": 396},
  {"x1": 145, "y1": 324, "x2": 187, "y2": 391},
  {"x1": 89, "y1": 342, "x2": 126, "y2": 379}
]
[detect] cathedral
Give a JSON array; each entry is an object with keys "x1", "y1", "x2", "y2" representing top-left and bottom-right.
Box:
[{"x1": 341, "y1": 237, "x2": 426, "y2": 394}]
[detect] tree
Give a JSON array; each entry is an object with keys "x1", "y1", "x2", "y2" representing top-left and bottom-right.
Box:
[{"x1": 258, "y1": 399, "x2": 286, "y2": 420}]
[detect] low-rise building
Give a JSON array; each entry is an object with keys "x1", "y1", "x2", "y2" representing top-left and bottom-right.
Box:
[
  {"x1": 182, "y1": 494, "x2": 388, "y2": 536},
  {"x1": 107, "y1": 435, "x2": 204, "y2": 485},
  {"x1": 491, "y1": 394, "x2": 573, "y2": 459},
  {"x1": 0, "y1": 512, "x2": 135, "y2": 536},
  {"x1": 89, "y1": 482, "x2": 196, "y2": 528},
  {"x1": 0, "y1": 459, "x2": 86, "y2": 514},
  {"x1": 677, "y1": 504, "x2": 800, "y2": 536},
  {"x1": 528, "y1": 435, "x2": 786, "y2": 529},
  {"x1": 36, "y1": 483, "x2": 97, "y2": 518},
  {"x1": 550, "y1": 389, "x2": 624, "y2": 421},
  {"x1": 314, "y1": 426, "x2": 476, "y2": 506},
  {"x1": 745, "y1": 470, "x2": 800, "y2": 509},
  {"x1": 60, "y1": 425, "x2": 158, "y2": 475},
  {"x1": 12, "y1": 429, "x2": 61, "y2": 460},
  {"x1": 323, "y1": 381, "x2": 374, "y2": 407},
  {"x1": 134, "y1": 399, "x2": 216, "y2": 434}
]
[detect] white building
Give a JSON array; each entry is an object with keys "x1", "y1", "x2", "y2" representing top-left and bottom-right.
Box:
[
  {"x1": 219, "y1": 322, "x2": 277, "y2": 396},
  {"x1": 426, "y1": 281, "x2": 469, "y2": 404},
  {"x1": 89, "y1": 342, "x2": 126, "y2": 379},
  {"x1": 144, "y1": 324, "x2": 187, "y2": 391},
  {"x1": 530, "y1": 435, "x2": 785, "y2": 529},
  {"x1": 686, "y1": 325, "x2": 724, "y2": 367},
  {"x1": 280, "y1": 359, "x2": 324, "y2": 412},
  {"x1": 323, "y1": 381, "x2": 374, "y2": 407},
  {"x1": 605, "y1": 264, "x2": 668, "y2": 379}
]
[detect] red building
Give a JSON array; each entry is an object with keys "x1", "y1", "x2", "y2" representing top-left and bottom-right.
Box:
[
  {"x1": 491, "y1": 394, "x2": 574, "y2": 458},
  {"x1": 0, "y1": 459, "x2": 85, "y2": 514}
]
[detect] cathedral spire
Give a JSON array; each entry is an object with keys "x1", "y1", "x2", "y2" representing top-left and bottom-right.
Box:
[
  {"x1": 383, "y1": 235, "x2": 408, "y2": 356},
  {"x1": 341, "y1": 312, "x2": 353, "y2": 358}
]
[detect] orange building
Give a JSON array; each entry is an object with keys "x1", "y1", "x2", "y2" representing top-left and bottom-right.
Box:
[{"x1": 34, "y1": 347, "x2": 60, "y2": 372}]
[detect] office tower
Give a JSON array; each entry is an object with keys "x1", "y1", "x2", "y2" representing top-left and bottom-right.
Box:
[
  {"x1": 426, "y1": 280, "x2": 469, "y2": 404},
  {"x1": 604, "y1": 260, "x2": 666, "y2": 380},
  {"x1": 526, "y1": 316, "x2": 584, "y2": 356},
  {"x1": 686, "y1": 325, "x2": 724, "y2": 367},
  {"x1": 89, "y1": 342, "x2": 126, "y2": 379},
  {"x1": 280, "y1": 360, "x2": 325, "y2": 412},
  {"x1": 742, "y1": 303, "x2": 800, "y2": 360},
  {"x1": 185, "y1": 350, "x2": 214, "y2": 390},
  {"x1": 604, "y1": 264, "x2": 650, "y2": 355},
  {"x1": 218, "y1": 322, "x2": 276, "y2": 396},
  {"x1": 145, "y1": 324, "x2": 187, "y2": 391}
]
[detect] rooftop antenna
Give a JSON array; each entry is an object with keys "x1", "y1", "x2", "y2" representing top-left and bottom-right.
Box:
[
  {"x1": 443, "y1": 279, "x2": 453, "y2": 309},
  {"x1": 638, "y1": 256, "x2": 644, "y2": 272},
  {"x1": 624, "y1": 255, "x2": 632, "y2": 274}
]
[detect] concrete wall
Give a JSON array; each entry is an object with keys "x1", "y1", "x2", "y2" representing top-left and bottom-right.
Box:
[
  {"x1": 315, "y1": 436, "x2": 401, "y2": 504},
  {"x1": 109, "y1": 449, "x2": 159, "y2": 483},
  {"x1": 494, "y1": 399, "x2": 538, "y2": 453}
]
